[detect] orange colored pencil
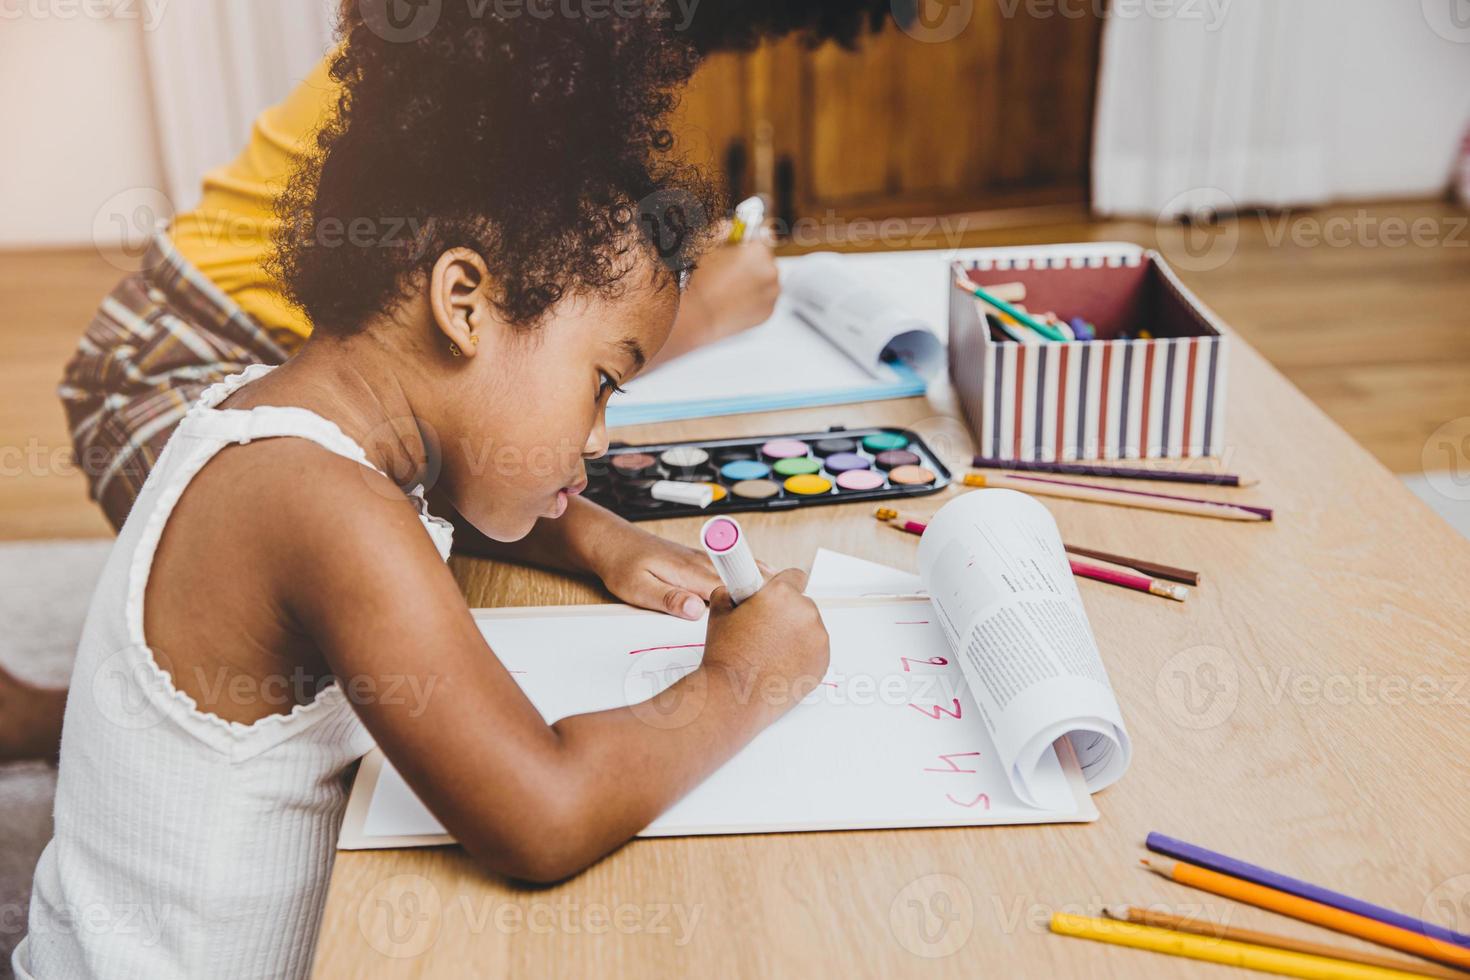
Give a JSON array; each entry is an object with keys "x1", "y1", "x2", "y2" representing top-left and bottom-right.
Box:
[{"x1": 1144, "y1": 859, "x2": 1470, "y2": 971}]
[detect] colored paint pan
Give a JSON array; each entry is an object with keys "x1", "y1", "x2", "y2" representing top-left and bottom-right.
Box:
[
  {"x1": 772, "y1": 456, "x2": 822, "y2": 477},
  {"x1": 783, "y1": 474, "x2": 832, "y2": 495},
  {"x1": 836, "y1": 469, "x2": 884, "y2": 491},
  {"x1": 823, "y1": 452, "x2": 870, "y2": 474},
  {"x1": 814, "y1": 437, "x2": 858, "y2": 457},
  {"x1": 731, "y1": 478, "x2": 780, "y2": 500},
  {"x1": 761, "y1": 439, "x2": 809, "y2": 460},
  {"x1": 862, "y1": 432, "x2": 910, "y2": 453},
  {"x1": 874, "y1": 449, "x2": 921, "y2": 471},
  {"x1": 611, "y1": 452, "x2": 658, "y2": 478},
  {"x1": 888, "y1": 465, "x2": 936, "y2": 486},
  {"x1": 720, "y1": 459, "x2": 771, "y2": 481}
]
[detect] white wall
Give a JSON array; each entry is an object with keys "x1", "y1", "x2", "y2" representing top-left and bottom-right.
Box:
[
  {"x1": 0, "y1": 11, "x2": 166, "y2": 248},
  {"x1": 1092, "y1": 0, "x2": 1470, "y2": 217}
]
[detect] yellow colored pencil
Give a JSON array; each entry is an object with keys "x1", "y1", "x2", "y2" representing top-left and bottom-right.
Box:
[
  {"x1": 1051, "y1": 912, "x2": 1435, "y2": 980},
  {"x1": 1103, "y1": 906, "x2": 1469, "y2": 980}
]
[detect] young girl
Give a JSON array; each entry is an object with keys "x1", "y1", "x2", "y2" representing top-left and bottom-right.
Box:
[{"x1": 9, "y1": 6, "x2": 913, "y2": 977}]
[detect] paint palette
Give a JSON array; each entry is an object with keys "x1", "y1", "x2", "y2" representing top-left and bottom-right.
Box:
[{"x1": 586, "y1": 426, "x2": 951, "y2": 521}]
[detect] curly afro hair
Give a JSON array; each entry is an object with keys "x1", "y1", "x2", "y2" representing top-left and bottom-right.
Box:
[{"x1": 272, "y1": 1, "x2": 895, "y2": 334}]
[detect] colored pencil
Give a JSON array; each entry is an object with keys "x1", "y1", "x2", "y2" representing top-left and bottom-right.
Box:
[
  {"x1": 952, "y1": 273, "x2": 1070, "y2": 341},
  {"x1": 1143, "y1": 859, "x2": 1470, "y2": 970},
  {"x1": 1103, "y1": 906, "x2": 1469, "y2": 980},
  {"x1": 1146, "y1": 833, "x2": 1470, "y2": 953},
  {"x1": 1064, "y1": 545, "x2": 1201, "y2": 586},
  {"x1": 971, "y1": 457, "x2": 1258, "y2": 488},
  {"x1": 873, "y1": 507, "x2": 927, "y2": 536},
  {"x1": 1051, "y1": 912, "x2": 1434, "y2": 980},
  {"x1": 963, "y1": 472, "x2": 1273, "y2": 522},
  {"x1": 875, "y1": 511, "x2": 1202, "y2": 581},
  {"x1": 1070, "y1": 559, "x2": 1188, "y2": 602}
]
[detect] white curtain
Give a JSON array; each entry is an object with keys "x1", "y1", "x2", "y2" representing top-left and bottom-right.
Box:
[
  {"x1": 1092, "y1": 1, "x2": 1470, "y2": 218},
  {"x1": 141, "y1": 0, "x2": 339, "y2": 212}
]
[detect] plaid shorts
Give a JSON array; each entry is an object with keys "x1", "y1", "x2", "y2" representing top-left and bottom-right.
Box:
[{"x1": 59, "y1": 232, "x2": 298, "y2": 531}]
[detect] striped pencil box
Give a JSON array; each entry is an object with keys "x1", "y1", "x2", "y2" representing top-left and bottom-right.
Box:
[{"x1": 948, "y1": 243, "x2": 1229, "y2": 461}]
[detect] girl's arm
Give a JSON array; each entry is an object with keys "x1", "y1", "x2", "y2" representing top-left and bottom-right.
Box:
[{"x1": 288, "y1": 462, "x2": 827, "y2": 882}]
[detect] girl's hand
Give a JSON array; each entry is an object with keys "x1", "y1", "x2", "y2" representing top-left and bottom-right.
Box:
[
  {"x1": 589, "y1": 520, "x2": 729, "y2": 620},
  {"x1": 648, "y1": 235, "x2": 779, "y2": 368}
]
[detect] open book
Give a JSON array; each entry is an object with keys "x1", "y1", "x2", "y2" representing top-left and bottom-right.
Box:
[
  {"x1": 605, "y1": 252, "x2": 944, "y2": 426},
  {"x1": 339, "y1": 490, "x2": 1130, "y2": 847}
]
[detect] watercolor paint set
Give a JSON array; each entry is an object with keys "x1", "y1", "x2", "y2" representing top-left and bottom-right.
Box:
[{"x1": 585, "y1": 426, "x2": 952, "y2": 521}]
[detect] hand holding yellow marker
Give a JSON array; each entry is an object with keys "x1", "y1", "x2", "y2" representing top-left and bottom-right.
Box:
[{"x1": 727, "y1": 195, "x2": 767, "y2": 245}]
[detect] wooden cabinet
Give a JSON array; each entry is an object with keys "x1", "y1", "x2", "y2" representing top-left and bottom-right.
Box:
[{"x1": 673, "y1": 5, "x2": 1104, "y2": 229}]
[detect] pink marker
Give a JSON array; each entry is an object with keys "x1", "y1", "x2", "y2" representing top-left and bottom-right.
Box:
[{"x1": 701, "y1": 517, "x2": 763, "y2": 605}]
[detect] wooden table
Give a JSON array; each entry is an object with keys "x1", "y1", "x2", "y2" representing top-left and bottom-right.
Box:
[{"x1": 312, "y1": 330, "x2": 1470, "y2": 978}]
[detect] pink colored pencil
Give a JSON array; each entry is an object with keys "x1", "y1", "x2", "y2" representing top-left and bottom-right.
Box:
[{"x1": 1069, "y1": 559, "x2": 1189, "y2": 601}]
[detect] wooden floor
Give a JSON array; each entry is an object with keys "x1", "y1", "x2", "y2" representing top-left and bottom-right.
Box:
[{"x1": 2, "y1": 200, "x2": 1467, "y2": 541}]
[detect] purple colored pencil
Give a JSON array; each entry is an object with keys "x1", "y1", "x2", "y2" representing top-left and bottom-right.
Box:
[
  {"x1": 972, "y1": 457, "x2": 1249, "y2": 487},
  {"x1": 1146, "y1": 832, "x2": 1470, "y2": 951},
  {"x1": 1003, "y1": 474, "x2": 1274, "y2": 521}
]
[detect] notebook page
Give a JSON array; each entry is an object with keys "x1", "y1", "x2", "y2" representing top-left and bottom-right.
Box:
[
  {"x1": 351, "y1": 600, "x2": 1096, "y2": 846},
  {"x1": 783, "y1": 253, "x2": 944, "y2": 379},
  {"x1": 916, "y1": 489, "x2": 1132, "y2": 807}
]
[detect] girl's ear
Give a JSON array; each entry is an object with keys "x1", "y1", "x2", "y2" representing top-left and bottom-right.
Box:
[{"x1": 428, "y1": 247, "x2": 493, "y2": 359}]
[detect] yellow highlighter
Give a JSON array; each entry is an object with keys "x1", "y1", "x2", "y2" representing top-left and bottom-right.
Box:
[{"x1": 1050, "y1": 913, "x2": 1432, "y2": 980}]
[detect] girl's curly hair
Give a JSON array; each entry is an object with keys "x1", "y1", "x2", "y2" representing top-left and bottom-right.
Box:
[{"x1": 271, "y1": 1, "x2": 892, "y2": 333}]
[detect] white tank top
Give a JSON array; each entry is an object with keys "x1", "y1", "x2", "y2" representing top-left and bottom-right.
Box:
[{"x1": 14, "y1": 365, "x2": 453, "y2": 980}]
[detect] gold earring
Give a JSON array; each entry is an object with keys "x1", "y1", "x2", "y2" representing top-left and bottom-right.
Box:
[
  {"x1": 469, "y1": 334, "x2": 479, "y2": 347},
  {"x1": 449, "y1": 341, "x2": 462, "y2": 358}
]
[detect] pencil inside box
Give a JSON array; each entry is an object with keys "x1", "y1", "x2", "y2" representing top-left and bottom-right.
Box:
[
  {"x1": 948, "y1": 244, "x2": 1231, "y2": 462},
  {"x1": 585, "y1": 427, "x2": 951, "y2": 522}
]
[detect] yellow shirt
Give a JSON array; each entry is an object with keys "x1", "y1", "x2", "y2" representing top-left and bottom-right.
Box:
[{"x1": 169, "y1": 56, "x2": 339, "y2": 345}]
